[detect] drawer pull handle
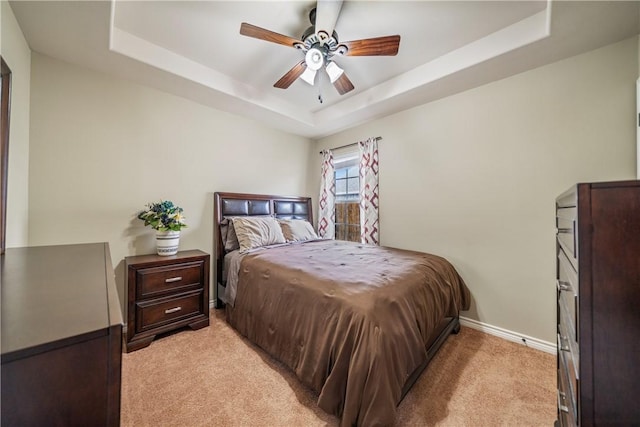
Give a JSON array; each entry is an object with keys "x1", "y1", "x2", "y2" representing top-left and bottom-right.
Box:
[
  {"x1": 165, "y1": 277, "x2": 182, "y2": 283},
  {"x1": 557, "y1": 391, "x2": 569, "y2": 413},
  {"x1": 558, "y1": 333, "x2": 570, "y2": 352},
  {"x1": 165, "y1": 306, "x2": 182, "y2": 314},
  {"x1": 557, "y1": 280, "x2": 572, "y2": 292},
  {"x1": 556, "y1": 227, "x2": 573, "y2": 234}
]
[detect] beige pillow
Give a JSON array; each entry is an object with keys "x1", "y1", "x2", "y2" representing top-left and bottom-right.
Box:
[
  {"x1": 231, "y1": 216, "x2": 286, "y2": 253},
  {"x1": 221, "y1": 215, "x2": 274, "y2": 253},
  {"x1": 220, "y1": 218, "x2": 239, "y2": 252},
  {"x1": 278, "y1": 219, "x2": 318, "y2": 242}
]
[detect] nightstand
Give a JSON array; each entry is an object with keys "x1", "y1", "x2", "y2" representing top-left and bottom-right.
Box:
[{"x1": 125, "y1": 250, "x2": 210, "y2": 352}]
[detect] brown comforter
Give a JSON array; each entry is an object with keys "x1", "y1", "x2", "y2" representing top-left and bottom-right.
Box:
[{"x1": 226, "y1": 240, "x2": 470, "y2": 426}]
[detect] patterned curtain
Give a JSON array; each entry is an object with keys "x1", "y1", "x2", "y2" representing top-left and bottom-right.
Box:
[
  {"x1": 318, "y1": 150, "x2": 335, "y2": 239},
  {"x1": 359, "y1": 137, "x2": 379, "y2": 245}
]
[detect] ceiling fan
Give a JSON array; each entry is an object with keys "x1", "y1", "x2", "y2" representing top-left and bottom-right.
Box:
[{"x1": 239, "y1": 0, "x2": 400, "y2": 96}]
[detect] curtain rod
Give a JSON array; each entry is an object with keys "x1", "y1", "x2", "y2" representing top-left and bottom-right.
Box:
[{"x1": 318, "y1": 136, "x2": 382, "y2": 154}]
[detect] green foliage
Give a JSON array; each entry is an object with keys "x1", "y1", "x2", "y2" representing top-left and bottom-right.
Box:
[{"x1": 137, "y1": 200, "x2": 187, "y2": 231}]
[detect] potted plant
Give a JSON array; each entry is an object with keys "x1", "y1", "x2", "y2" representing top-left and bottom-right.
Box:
[{"x1": 137, "y1": 200, "x2": 187, "y2": 256}]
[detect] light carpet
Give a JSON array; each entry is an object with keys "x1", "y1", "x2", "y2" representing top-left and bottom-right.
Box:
[{"x1": 121, "y1": 309, "x2": 555, "y2": 426}]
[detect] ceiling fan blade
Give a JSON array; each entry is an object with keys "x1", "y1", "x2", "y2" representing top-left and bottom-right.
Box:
[
  {"x1": 274, "y1": 60, "x2": 307, "y2": 89},
  {"x1": 333, "y1": 72, "x2": 354, "y2": 95},
  {"x1": 340, "y1": 35, "x2": 401, "y2": 56},
  {"x1": 240, "y1": 23, "x2": 302, "y2": 48},
  {"x1": 315, "y1": 0, "x2": 343, "y2": 42}
]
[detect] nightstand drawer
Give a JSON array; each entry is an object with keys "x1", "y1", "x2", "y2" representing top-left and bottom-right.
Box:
[
  {"x1": 137, "y1": 261, "x2": 204, "y2": 299},
  {"x1": 136, "y1": 290, "x2": 203, "y2": 333}
]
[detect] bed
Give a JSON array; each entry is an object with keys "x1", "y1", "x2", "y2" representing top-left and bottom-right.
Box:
[{"x1": 213, "y1": 192, "x2": 470, "y2": 426}]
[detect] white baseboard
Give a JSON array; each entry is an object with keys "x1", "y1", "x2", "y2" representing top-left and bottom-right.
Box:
[{"x1": 460, "y1": 316, "x2": 556, "y2": 355}]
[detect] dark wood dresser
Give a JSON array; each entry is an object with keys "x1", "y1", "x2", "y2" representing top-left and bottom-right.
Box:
[
  {"x1": 1, "y1": 243, "x2": 123, "y2": 426},
  {"x1": 555, "y1": 181, "x2": 640, "y2": 426},
  {"x1": 125, "y1": 250, "x2": 209, "y2": 352}
]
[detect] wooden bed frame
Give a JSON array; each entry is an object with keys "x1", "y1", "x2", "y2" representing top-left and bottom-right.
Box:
[{"x1": 212, "y1": 191, "x2": 460, "y2": 403}]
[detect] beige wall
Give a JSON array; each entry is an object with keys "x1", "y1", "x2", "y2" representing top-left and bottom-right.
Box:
[
  {"x1": 311, "y1": 37, "x2": 638, "y2": 343},
  {"x1": 19, "y1": 29, "x2": 640, "y2": 343},
  {"x1": 28, "y1": 53, "x2": 312, "y2": 313},
  {"x1": 1, "y1": 1, "x2": 31, "y2": 247}
]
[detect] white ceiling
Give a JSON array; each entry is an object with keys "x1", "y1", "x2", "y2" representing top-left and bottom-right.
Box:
[{"x1": 8, "y1": 1, "x2": 640, "y2": 138}]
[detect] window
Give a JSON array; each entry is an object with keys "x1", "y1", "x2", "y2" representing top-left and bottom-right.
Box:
[{"x1": 334, "y1": 153, "x2": 360, "y2": 242}]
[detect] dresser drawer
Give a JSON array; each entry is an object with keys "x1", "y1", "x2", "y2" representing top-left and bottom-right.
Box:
[
  {"x1": 558, "y1": 339, "x2": 579, "y2": 417},
  {"x1": 557, "y1": 248, "x2": 578, "y2": 296},
  {"x1": 136, "y1": 261, "x2": 204, "y2": 299},
  {"x1": 557, "y1": 250, "x2": 578, "y2": 345},
  {"x1": 558, "y1": 367, "x2": 577, "y2": 426},
  {"x1": 558, "y1": 308, "x2": 579, "y2": 372},
  {"x1": 556, "y1": 206, "x2": 576, "y2": 220},
  {"x1": 135, "y1": 290, "x2": 203, "y2": 333},
  {"x1": 557, "y1": 281, "x2": 578, "y2": 346},
  {"x1": 556, "y1": 211, "x2": 577, "y2": 263}
]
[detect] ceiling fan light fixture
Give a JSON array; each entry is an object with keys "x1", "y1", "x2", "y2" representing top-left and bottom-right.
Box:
[
  {"x1": 305, "y1": 48, "x2": 324, "y2": 71},
  {"x1": 300, "y1": 67, "x2": 317, "y2": 85},
  {"x1": 326, "y1": 61, "x2": 344, "y2": 83}
]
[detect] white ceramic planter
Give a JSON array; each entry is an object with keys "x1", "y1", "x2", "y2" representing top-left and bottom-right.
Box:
[{"x1": 156, "y1": 230, "x2": 180, "y2": 256}]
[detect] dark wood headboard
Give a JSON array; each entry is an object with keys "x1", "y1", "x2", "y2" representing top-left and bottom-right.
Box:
[{"x1": 212, "y1": 192, "x2": 313, "y2": 304}]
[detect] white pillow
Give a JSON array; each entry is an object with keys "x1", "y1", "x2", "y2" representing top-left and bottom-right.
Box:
[
  {"x1": 277, "y1": 219, "x2": 318, "y2": 242},
  {"x1": 231, "y1": 216, "x2": 286, "y2": 253}
]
